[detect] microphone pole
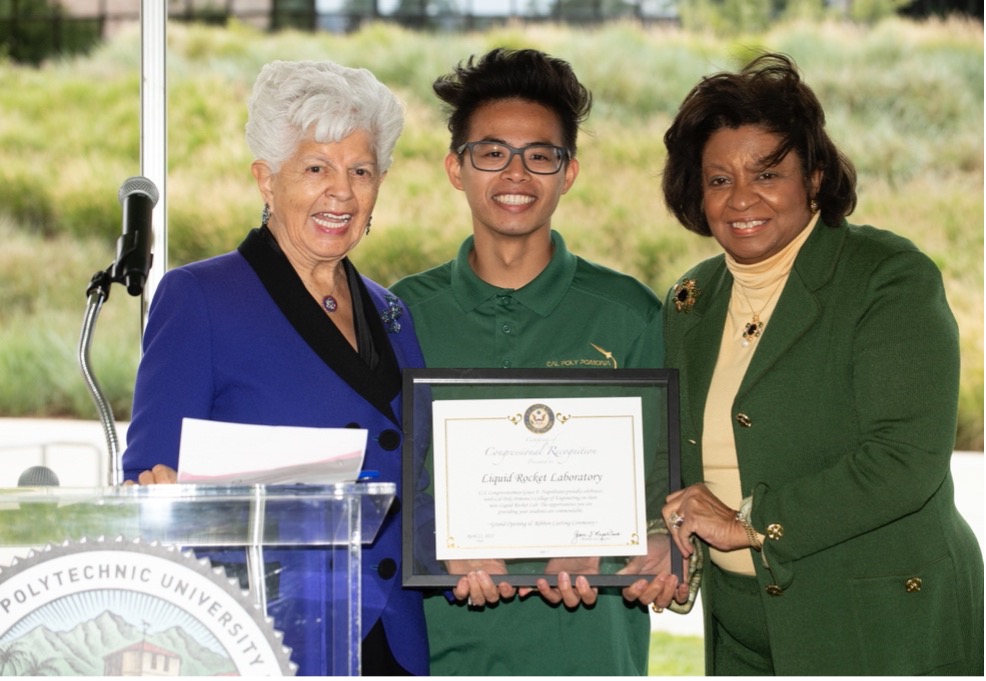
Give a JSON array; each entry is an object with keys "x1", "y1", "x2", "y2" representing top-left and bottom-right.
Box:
[
  {"x1": 79, "y1": 177, "x2": 159, "y2": 487},
  {"x1": 79, "y1": 277, "x2": 119, "y2": 486}
]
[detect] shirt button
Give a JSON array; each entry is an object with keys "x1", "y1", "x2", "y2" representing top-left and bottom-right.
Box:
[
  {"x1": 501, "y1": 359, "x2": 512, "y2": 368},
  {"x1": 905, "y1": 577, "x2": 922, "y2": 593},
  {"x1": 765, "y1": 584, "x2": 783, "y2": 596},
  {"x1": 501, "y1": 324, "x2": 512, "y2": 334}
]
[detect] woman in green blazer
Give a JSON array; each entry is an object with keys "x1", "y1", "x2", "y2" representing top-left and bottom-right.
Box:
[{"x1": 657, "y1": 53, "x2": 983, "y2": 675}]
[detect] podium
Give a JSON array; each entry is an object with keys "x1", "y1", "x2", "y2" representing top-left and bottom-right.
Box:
[{"x1": 0, "y1": 482, "x2": 395, "y2": 676}]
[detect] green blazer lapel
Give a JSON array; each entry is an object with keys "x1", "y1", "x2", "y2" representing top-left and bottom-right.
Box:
[
  {"x1": 738, "y1": 221, "x2": 847, "y2": 396},
  {"x1": 679, "y1": 262, "x2": 732, "y2": 440},
  {"x1": 738, "y1": 274, "x2": 818, "y2": 394}
]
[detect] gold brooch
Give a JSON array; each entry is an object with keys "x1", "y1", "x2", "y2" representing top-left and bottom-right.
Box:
[{"x1": 673, "y1": 278, "x2": 700, "y2": 313}]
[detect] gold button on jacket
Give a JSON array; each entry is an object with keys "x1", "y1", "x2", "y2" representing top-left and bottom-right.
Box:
[{"x1": 766, "y1": 523, "x2": 784, "y2": 540}]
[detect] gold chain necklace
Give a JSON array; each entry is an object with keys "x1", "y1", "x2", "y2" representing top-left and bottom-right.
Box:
[{"x1": 737, "y1": 279, "x2": 784, "y2": 347}]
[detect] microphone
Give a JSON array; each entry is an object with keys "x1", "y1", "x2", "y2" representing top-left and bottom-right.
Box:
[
  {"x1": 112, "y1": 176, "x2": 159, "y2": 296},
  {"x1": 18, "y1": 465, "x2": 60, "y2": 487}
]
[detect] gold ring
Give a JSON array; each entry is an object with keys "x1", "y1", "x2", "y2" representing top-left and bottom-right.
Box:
[{"x1": 651, "y1": 603, "x2": 664, "y2": 614}]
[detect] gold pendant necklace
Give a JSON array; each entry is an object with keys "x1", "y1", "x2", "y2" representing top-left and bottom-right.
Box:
[
  {"x1": 737, "y1": 279, "x2": 784, "y2": 348},
  {"x1": 742, "y1": 315, "x2": 763, "y2": 346}
]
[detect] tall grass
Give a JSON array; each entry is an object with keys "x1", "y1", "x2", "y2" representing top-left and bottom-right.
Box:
[{"x1": 0, "y1": 17, "x2": 981, "y2": 448}]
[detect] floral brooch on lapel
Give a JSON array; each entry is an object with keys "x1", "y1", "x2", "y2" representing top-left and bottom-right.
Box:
[
  {"x1": 672, "y1": 278, "x2": 700, "y2": 313},
  {"x1": 381, "y1": 294, "x2": 403, "y2": 333}
]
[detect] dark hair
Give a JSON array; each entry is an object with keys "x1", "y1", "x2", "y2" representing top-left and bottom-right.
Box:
[
  {"x1": 662, "y1": 52, "x2": 857, "y2": 236},
  {"x1": 433, "y1": 47, "x2": 592, "y2": 156}
]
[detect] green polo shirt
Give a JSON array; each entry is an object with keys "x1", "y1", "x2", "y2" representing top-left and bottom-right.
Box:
[
  {"x1": 391, "y1": 230, "x2": 664, "y2": 676},
  {"x1": 392, "y1": 230, "x2": 663, "y2": 371}
]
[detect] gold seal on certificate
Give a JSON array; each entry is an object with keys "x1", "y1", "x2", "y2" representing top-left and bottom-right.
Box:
[
  {"x1": 522, "y1": 403, "x2": 555, "y2": 433},
  {"x1": 401, "y1": 368, "x2": 684, "y2": 588}
]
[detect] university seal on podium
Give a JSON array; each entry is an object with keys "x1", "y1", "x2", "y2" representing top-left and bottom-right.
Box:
[{"x1": 0, "y1": 537, "x2": 295, "y2": 676}]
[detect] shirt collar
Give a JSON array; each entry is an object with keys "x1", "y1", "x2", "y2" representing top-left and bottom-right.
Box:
[{"x1": 450, "y1": 230, "x2": 578, "y2": 316}]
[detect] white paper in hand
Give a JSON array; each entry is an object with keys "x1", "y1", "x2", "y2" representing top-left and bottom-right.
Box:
[{"x1": 176, "y1": 418, "x2": 367, "y2": 485}]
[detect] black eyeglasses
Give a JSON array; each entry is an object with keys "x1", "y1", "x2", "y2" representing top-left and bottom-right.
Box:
[{"x1": 456, "y1": 141, "x2": 570, "y2": 175}]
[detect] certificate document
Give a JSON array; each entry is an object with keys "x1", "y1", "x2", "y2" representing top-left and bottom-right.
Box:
[{"x1": 432, "y1": 396, "x2": 647, "y2": 560}]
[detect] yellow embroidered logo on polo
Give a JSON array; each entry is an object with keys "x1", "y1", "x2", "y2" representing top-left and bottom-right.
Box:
[{"x1": 543, "y1": 343, "x2": 618, "y2": 369}]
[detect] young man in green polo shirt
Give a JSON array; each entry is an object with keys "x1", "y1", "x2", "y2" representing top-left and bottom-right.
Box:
[{"x1": 390, "y1": 47, "x2": 682, "y2": 676}]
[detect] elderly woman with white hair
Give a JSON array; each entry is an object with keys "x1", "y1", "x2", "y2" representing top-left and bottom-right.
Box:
[{"x1": 124, "y1": 60, "x2": 428, "y2": 675}]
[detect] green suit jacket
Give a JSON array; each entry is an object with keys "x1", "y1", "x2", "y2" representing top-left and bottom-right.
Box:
[{"x1": 663, "y1": 220, "x2": 983, "y2": 675}]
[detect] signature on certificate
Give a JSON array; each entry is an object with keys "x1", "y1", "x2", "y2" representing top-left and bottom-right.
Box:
[{"x1": 572, "y1": 529, "x2": 621, "y2": 544}]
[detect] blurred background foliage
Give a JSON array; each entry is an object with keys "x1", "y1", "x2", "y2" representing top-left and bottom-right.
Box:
[{"x1": 0, "y1": 13, "x2": 981, "y2": 451}]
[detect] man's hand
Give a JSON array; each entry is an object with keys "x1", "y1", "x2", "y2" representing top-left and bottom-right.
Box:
[
  {"x1": 618, "y1": 533, "x2": 686, "y2": 610},
  {"x1": 518, "y1": 557, "x2": 600, "y2": 608},
  {"x1": 447, "y1": 560, "x2": 515, "y2": 606}
]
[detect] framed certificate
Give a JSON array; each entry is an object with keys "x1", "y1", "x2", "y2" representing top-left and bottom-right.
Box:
[{"x1": 401, "y1": 368, "x2": 682, "y2": 588}]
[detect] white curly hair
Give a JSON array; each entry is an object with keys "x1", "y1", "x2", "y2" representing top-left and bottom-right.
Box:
[{"x1": 245, "y1": 60, "x2": 404, "y2": 173}]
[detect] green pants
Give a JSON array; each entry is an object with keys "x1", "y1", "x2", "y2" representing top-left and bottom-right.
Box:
[{"x1": 707, "y1": 565, "x2": 773, "y2": 675}]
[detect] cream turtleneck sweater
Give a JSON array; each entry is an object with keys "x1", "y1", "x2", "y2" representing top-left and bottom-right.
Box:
[{"x1": 702, "y1": 214, "x2": 818, "y2": 575}]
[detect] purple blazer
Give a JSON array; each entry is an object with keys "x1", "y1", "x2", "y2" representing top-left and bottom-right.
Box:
[{"x1": 124, "y1": 229, "x2": 428, "y2": 675}]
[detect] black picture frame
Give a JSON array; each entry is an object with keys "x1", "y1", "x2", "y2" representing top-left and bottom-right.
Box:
[{"x1": 401, "y1": 368, "x2": 682, "y2": 589}]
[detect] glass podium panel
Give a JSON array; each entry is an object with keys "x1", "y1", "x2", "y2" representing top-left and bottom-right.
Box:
[{"x1": 0, "y1": 483, "x2": 394, "y2": 676}]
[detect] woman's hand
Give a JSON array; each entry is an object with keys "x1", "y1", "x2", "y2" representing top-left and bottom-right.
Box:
[
  {"x1": 135, "y1": 464, "x2": 178, "y2": 485},
  {"x1": 663, "y1": 483, "x2": 749, "y2": 557}
]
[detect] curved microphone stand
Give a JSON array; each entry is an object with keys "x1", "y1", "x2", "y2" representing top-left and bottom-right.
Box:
[
  {"x1": 79, "y1": 177, "x2": 158, "y2": 487},
  {"x1": 79, "y1": 270, "x2": 123, "y2": 486}
]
